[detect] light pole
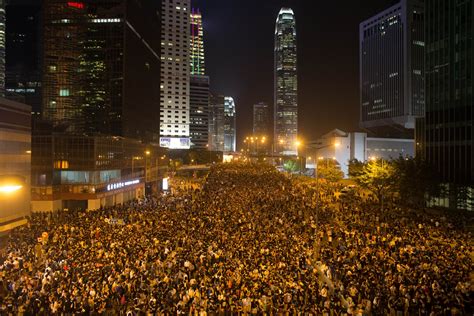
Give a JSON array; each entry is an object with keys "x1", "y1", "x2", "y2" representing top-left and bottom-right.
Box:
[
  {"x1": 206, "y1": 144, "x2": 211, "y2": 164},
  {"x1": 294, "y1": 140, "x2": 302, "y2": 174},
  {"x1": 145, "y1": 150, "x2": 150, "y2": 183}
]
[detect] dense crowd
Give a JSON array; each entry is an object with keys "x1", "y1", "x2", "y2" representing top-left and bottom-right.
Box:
[{"x1": 0, "y1": 163, "x2": 472, "y2": 315}]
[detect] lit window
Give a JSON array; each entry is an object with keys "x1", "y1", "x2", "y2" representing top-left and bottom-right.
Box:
[{"x1": 59, "y1": 89, "x2": 70, "y2": 97}]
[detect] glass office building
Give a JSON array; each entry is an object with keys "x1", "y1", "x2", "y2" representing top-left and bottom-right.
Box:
[
  {"x1": 416, "y1": 0, "x2": 473, "y2": 209},
  {"x1": 42, "y1": 0, "x2": 161, "y2": 142},
  {"x1": 274, "y1": 8, "x2": 298, "y2": 155},
  {"x1": 5, "y1": 3, "x2": 42, "y2": 117},
  {"x1": 209, "y1": 93, "x2": 225, "y2": 152},
  {"x1": 190, "y1": 8, "x2": 205, "y2": 76},
  {"x1": 224, "y1": 96, "x2": 236, "y2": 153},
  {"x1": 189, "y1": 75, "x2": 209, "y2": 149}
]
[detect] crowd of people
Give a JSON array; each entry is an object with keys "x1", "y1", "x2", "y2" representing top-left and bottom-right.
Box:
[{"x1": 0, "y1": 163, "x2": 472, "y2": 315}]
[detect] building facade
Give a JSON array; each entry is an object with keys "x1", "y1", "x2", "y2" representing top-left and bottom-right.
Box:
[
  {"x1": 190, "y1": 8, "x2": 204, "y2": 76},
  {"x1": 189, "y1": 75, "x2": 209, "y2": 149},
  {"x1": 274, "y1": 8, "x2": 298, "y2": 155},
  {"x1": 30, "y1": 135, "x2": 157, "y2": 211},
  {"x1": 5, "y1": 3, "x2": 42, "y2": 117},
  {"x1": 224, "y1": 96, "x2": 236, "y2": 152},
  {"x1": 209, "y1": 93, "x2": 225, "y2": 152},
  {"x1": 253, "y1": 102, "x2": 270, "y2": 137},
  {"x1": 416, "y1": 0, "x2": 473, "y2": 209},
  {"x1": 308, "y1": 129, "x2": 414, "y2": 178},
  {"x1": 159, "y1": 0, "x2": 191, "y2": 148},
  {"x1": 0, "y1": 0, "x2": 5, "y2": 96},
  {"x1": 42, "y1": 0, "x2": 161, "y2": 142},
  {"x1": 0, "y1": 98, "x2": 31, "y2": 232},
  {"x1": 360, "y1": 0, "x2": 425, "y2": 135}
]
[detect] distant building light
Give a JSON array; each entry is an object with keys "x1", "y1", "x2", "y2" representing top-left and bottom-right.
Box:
[
  {"x1": 67, "y1": 2, "x2": 84, "y2": 9},
  {"x1": 107, "y1": 179, "x2": 140, "y2": 191},
  {"x1": 90, "y1": 18, "x2": 122, "y2": 23}
]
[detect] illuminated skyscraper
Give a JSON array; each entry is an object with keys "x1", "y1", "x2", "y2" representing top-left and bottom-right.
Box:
[
  {"x1": 5, "y1": 3, "x2": 42, "y2": 117},
  {"x1": 190, "y1": 8, "x2": 204, "y2": 76},
  {"x1": 224, "y1": 96, "x2": 236, "y2": 152},
  {"x1": 159, "y1": 0, "x2": 191, "y2": 149},
  {"x1": 274, "y1": 7, "x2": 298, "y2": 155},
  {"x1": 0, "y1": 0, "x2": 5, "y2": 97},
  {"x1": 253, "y1": 102, "x2": 270, "y2": 137},
  {"x1": 209, "y1": 92, "x2": 225, "y2": 151},
  {"x1": 42, "y1": 0, "x2": 161, "y2": 142},
  {"x1": 189, "y1": 7, "x2": 208, "y2": 149},
  {"x1": 189, "y1": 75, "x2": 209, "y2": 149}
]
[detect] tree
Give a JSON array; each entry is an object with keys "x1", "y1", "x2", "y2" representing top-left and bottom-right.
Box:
[
  {"x1": 348, "y1": 159, "x2": 365, "y2": 178},
  {"x1": 353, "y1": 159, "x2": 397, "y2": 206},
  {"x1": 283, "y1": 160, "x2": 298, "y2": 173},
  {"x1": 317, "y1": 159, "x2": 344, "y2": 182},
  {"x1": 391, "y1": 156, "x2": 441, "y2": 209}
]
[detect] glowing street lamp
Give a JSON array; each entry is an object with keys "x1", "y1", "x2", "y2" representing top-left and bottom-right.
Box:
[
  {"x1": 0, "y1": 176, "x2": 24, "y2": 195},
  {"x1": 0, "y1": 185, "x2": 23, "y2": 193}
]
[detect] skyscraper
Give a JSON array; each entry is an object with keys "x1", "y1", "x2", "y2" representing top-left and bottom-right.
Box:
[
  {"x1": 42, "y1": 0, "x2": 161, "y2": 142},
  {"x1": 5, "y1": 3, "x2": 42, "y2": 116},
  {"x1": 224, "y1": 96, "x2": 236, "y2": 152},
  {"x1": 253, "y1": 102, "x2": 270, "y2": 137},
  {"x1": 274, "y1": 8, "x2": 298, "y2": 155},
  {"x1": 359, "y1": 0, "x2": 425, "y2": 136},
  {"x1": 190, "y1": 8, "x2": 205, "y2": 76},
  {"x1": 0, "y1": 0, "x2": 5, "y2": 97},
  {"x1": 159, "y1": 0, "x2": 191, "y2": 149},
  {"x1": 416, "y1": 0, "x2": 473, "y2": 207},
  {"x1": 209, "y1": 92, "x2": 225, "y2": 151},
  {"x1": 189, "y1": 75, "x2": 209, "y2": 149},
  {"x1": 189, "y1": 7, "x2": 209, "y2": 149}
]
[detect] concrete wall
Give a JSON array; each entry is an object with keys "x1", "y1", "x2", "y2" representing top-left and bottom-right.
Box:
[
  {"x1": 31, "y1": 200, "x2": 62, "y2": 213},
  {"x1": 0, "y1": 98, "x2": 31, "y2": 231}
]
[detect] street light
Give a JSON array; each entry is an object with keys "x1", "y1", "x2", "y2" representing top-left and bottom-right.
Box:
[
  {"x1": 0, "y1": 185, "x2": 22, "y2": 193},
  {"x1": 0, "y1": 175, "x2": 24, "y2": 194}
]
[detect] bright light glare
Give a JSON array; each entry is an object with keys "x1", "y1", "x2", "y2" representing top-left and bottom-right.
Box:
[{"x1": 0, "y1": 185, "x2": 23, "y2": 193}]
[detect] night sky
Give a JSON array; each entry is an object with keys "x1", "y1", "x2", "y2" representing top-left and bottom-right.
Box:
[
  {"x1": 10, "y1": 0, "x2": 398, "y2": 147},
  {"x1": 192, "y1": 0, "x2": 397, "y2": 147}
]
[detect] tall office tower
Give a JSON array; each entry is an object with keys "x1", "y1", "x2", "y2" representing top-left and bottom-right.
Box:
[
  {"x1": 0, "y1": 0, "x2": 5, "y2": 96},
  {"x1": 189, "y1": 7, "x2": 208, "y2": 149},
  {"x1": 159, "y1": 0, "x2": 191, "y2": 149},
  {"x1": 189, "y1": 75, "x2": 209, "y2": 149},
  {"x1": 274, "y1": 8, "x2": 298, "y2": 156},
  {"x1": 190, "y1": 8, "x2": 204, "y2": 75},
  {"x1": 209, "y1": 92, "x2": 225, "y2": 151},
  {"x1": 5, "y1": 3, "x2": 42, "y2": 117},
  {"x1": 416, "y1": 0, "x2": 473, "y2": 206},
  {"x1": 253, "y1": 102, "x2": 270, "y2": 136},
  {"x1": 224, "y1": 96, "x2": 236, "y2": 152},
  {"x1": 42, "y1": 0, "x2": 161, "y2": 142},
  {"x1": 360, "y1": 0, "x2": 425, "y2": 137}
]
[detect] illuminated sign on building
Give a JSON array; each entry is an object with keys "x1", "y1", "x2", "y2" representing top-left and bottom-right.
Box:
[
  {"x1": 107, "y1": 179, "x2": 139, "y2": 191},
  {"x1": 162, "y1": 177, "x2": 169, "y2": 191},
  {"x1": 160, "y1": 137, "x2": 191, "y2": 149},
  {"x1": 68, "y1": 2, "x2": 84, "y2": 9}
]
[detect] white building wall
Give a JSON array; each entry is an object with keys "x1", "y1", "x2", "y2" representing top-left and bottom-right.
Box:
[{"x1": 310, "y1": 130, "x2": 414, "y2": 178}]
